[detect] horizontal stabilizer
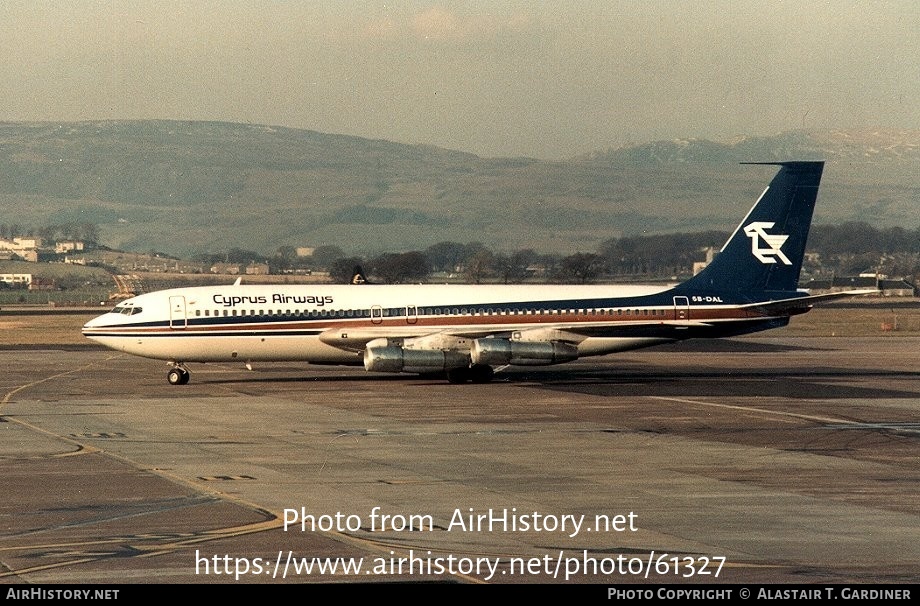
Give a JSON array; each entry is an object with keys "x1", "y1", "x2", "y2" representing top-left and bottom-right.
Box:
[{"x1": 744, "y1": 289, "x2": 879, "y2": 315}]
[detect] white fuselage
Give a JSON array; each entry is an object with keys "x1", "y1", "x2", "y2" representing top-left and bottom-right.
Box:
[{"x1": 82, "y1": 282, "x2": 714, "y2": 365}]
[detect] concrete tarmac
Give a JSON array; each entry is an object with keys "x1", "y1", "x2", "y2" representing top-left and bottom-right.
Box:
[{"x1": 1, "y1": 336, "x2": 918, "y2": 584}]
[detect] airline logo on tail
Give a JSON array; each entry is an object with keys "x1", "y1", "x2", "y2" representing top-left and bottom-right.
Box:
[{"x1": 744, "y1": 222, "x2": 791, "y2": 265}]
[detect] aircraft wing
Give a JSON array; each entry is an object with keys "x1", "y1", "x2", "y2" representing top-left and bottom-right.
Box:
[{"x1": 318, "y1": 318, "x2": 715, "y2": 352}]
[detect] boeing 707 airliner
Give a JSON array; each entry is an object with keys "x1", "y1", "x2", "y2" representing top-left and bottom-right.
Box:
[{"x1": 83, "y1": 161, "x2": 875, "y2": 385}]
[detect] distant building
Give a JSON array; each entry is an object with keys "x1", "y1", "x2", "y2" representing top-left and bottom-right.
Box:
[
  {"x1": 879, "y1": 279, "x2": 916, "y2": 297},
  {"x1": 296, "y1": 247, "x2": 316, "y2": 257},
  {"x1": 801, "y1": 273, "x2": 916, "y2": 297},
  {"x1": 2, "y1": 237, "x2": 43, "y2": 249},
  {"x1": 28, "y1": 276, "x2": 56, "y2": 291},
  {"x1": 210, "y1": 263, "x2": 241, "y2": 275},
  {"x1": 0, "y1": 273, "x2": 32, "y2": 287},
  {"x1": 0, "y1": 237, "x2": 41, "y2": 262},
  {"x1": 245, "y1": 262, "x2": 270, "y2": 275},
  {"x1": 55, "y1": 241, "x2": 85, "y2": 254},
  {"x1": 693, "y1": 247, "x2": 718, "y2": 275}
]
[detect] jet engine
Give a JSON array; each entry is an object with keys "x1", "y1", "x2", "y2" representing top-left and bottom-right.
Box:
[
  {"x1": 363, "y1": 346, "x2": 470, "y2": 374},
  {"x1": 470, "y1": 339, "x2": 578, "y2": 366}
]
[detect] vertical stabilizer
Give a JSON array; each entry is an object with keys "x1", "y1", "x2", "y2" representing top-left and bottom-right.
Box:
[{"x1": 679, "y1": 161, "x2": 823, "y2": 294}]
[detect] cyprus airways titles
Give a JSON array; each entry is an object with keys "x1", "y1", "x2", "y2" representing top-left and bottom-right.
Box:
[
  {"x1": 83, "y1": 162, "x2": 876, "y2": 385},
  {"x1": 213, "y1": 293, "x2": 334, "y2": 307}
]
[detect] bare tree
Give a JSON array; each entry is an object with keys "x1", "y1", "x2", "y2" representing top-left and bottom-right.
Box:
[
  {"x1": 559, "y1": 252, "x2": 603, "y2": 283},
  {"x1": 370, "y1": 251, "x2": 431, "y2": 284},
  {"x1": 463, "y1": 249, "x2": 494, "y2": 284}
]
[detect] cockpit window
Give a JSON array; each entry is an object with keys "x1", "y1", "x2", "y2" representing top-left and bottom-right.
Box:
[{"x1": 110, "y1": 305, "x2": 142, "y2": 316}]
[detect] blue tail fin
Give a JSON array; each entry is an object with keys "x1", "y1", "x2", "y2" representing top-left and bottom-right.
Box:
[{"x1": 680, "y1": 161, "x2": 824, "y2": 294}]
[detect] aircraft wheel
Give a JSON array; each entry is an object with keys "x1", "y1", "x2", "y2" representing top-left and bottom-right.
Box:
[
  {"x1": 446, "y1": 367, "x2": 469, "y2": 384},
  {"x1": 167, "y1": 367, "x2": 190, "y2": 385},
  {"x1": 469, "y1": 364, "x2": 494, "y2": 384}
]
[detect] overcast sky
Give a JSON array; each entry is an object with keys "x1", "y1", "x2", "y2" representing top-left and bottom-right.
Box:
[{"x1": 2, "y1": 1, "x2": 918, "y2": 159}]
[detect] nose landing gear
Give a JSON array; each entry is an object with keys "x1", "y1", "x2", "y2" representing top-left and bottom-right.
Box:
[{"x1": 167, "y1": 364, "x2": 190, "y2": 385}]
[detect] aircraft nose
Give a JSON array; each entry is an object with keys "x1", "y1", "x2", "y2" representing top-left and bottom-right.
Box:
[{"x1": 82, "y1": 313, "x2": 106, "y2": 332}]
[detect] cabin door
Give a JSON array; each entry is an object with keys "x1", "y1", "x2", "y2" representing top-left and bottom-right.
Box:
[
  {"x1": 406, "y1": 305, "x2": 418, "y2": 324},
  {"x1": 673, "y1": 296, "x2": 690, "y2": 322},
  {"x1": 370, "y1": 305, "x2": 383, "y2": 325},
  {"x1": 169, "y1": 296, "x2": 188, "y2": 329}
]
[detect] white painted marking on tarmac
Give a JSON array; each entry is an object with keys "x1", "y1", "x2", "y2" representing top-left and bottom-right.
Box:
[
  {"x1": 651, "y1": 397, "x2": 920, "y2": 434},
  {"x1": 648, "y1": 396, "x2": 860, "y2": 426}
]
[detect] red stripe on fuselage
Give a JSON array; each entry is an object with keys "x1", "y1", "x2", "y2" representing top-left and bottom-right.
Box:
[{"x1": 86, "y1": 306, "x2": 766, "y2": 335}]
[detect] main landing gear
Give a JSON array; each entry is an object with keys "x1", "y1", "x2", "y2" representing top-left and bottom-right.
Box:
[
  {"x1": 446, "y1": 364, "x2": 495, "y2": 384},
  {"x1": 167, "y1": 364, "x2": 190, "y2": 385}
]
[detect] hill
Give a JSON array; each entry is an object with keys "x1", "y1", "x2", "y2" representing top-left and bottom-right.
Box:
[
  {"x1": 585, "y1": 129, "x2": 920, "y2": 164},
  {"x1": 1, "y1": 121, "x2": 917, "y2": 257}
]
